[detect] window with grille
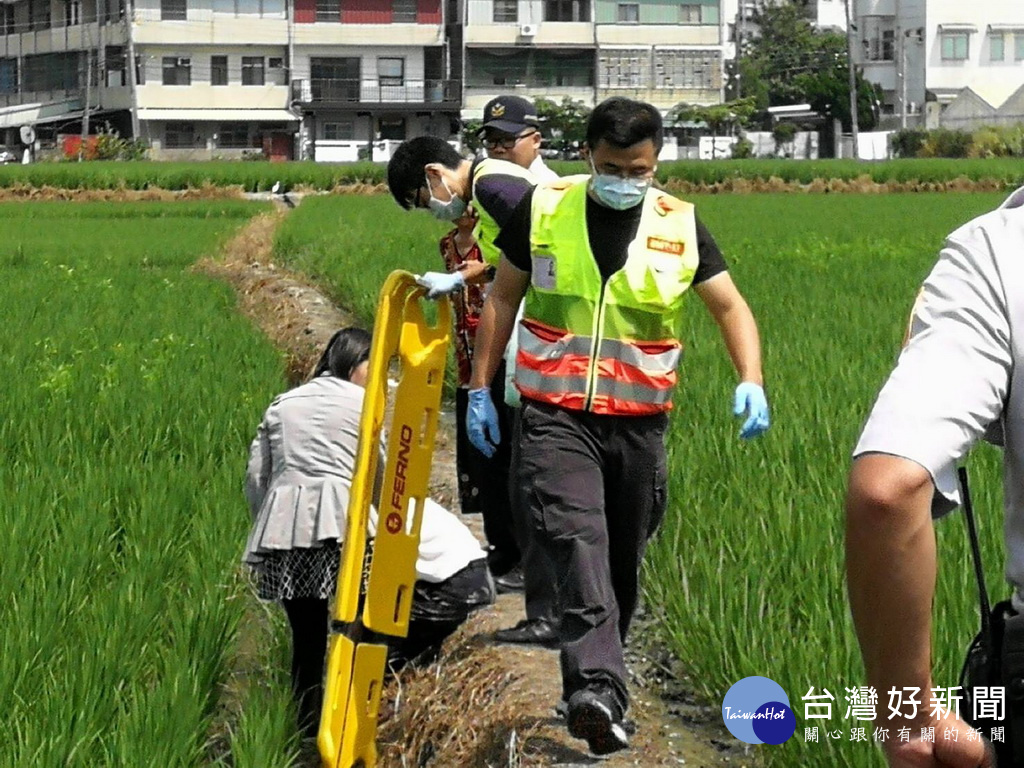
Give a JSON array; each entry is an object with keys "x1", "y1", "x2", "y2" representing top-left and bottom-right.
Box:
[
  {"x1": 679, "y1": 4, "x2": 700, "y2": 23},
  {"x1": 2, "y1": 6, "x2": 13, "y2": 34},
  {"x1": 393, "y1": 0, "x2": 416, "y2": 22},
  {"x1": 165, "y1": 122, "x2": 197, "y2": 148},
  {"x1": 315, "y1": 0, "x2": 339, "y2": 21},
  {"x1": 0, "y1": 59, "x2": 16, "y2": 94},
  {"x1": 161, "y1": 0, "x2": 186, "y2": 20},
  {"x1": 493, "y1": 0, "x2": 517, "y2": 23},
  {"x1": 211, "y1": 55, "x2": 228, "y2": 85},
  {"x1": 544, "y1": 0, "x2": 588, "y2": 22},
  {"x1": 378, "y1": 57, "x2": 404, "y2": 85},
  {"x1": 990, "y1": 33, "x2": 1005, "y2": 61},
  {"x1": 598, "y1": 49, "x2": 649, "y2": 88},
  {"x1": 242, "y1": 56, "x2": 264, "y2": 85},
  {"x1": 217, "y1": 122, "x2": 249, "y2": 148},
  {"x1": 29, "y1": 0, "x2": 51, "y2": 30},
  {"x1": 162, "y1": 56, "x2": 191, "y2": 85},
  {"x1": 654, "y1": 50, "x2": 717, "y2": 89},
  {"x1": 617, "y1": 3, "x2": 638, "y2": 22},
  {"x1": 324, "y1": 121, "x2": 354, "y2": 140},
  {"x1": 940, "y1": 32, "x2": 969, "y2": 60}
]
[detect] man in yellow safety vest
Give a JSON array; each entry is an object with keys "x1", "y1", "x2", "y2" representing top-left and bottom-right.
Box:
[{"x1": 466, "y1": 97, "x2": 772, "y2": 755}]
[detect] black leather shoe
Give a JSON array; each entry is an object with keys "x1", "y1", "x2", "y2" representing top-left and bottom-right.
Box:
[
  {"x1": 493, "y1": 566, "x2": 525, "y2": 593},
  {"x1": 494, "y1": 618, "x2": 558, "y2": 646}
]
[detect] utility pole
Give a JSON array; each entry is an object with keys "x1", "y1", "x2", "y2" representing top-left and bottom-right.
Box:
[
  {"x1": 900, "y1": 31, "x2": 908, "y2": 129},
  {"x1": 79, "y1": 49, "x2": 92, "y2": 161},
  {"x1": 735, "y1": 0, "x2": 744, "y2": 99},
  {"x1": 125, "y1": 0, "x2": 141, "y2": 142},
  {"x1": 845, "y1": 0, "x2": 859, "y2": 160}
]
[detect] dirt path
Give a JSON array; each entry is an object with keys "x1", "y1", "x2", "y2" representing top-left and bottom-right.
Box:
[{"x1": 204, "y1": 204, "x2": 756, "y2": 768}]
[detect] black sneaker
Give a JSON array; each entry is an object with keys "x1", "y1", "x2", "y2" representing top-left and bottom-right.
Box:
[{"x1": 566, "y1": 689, "x2": 629, "y2": 756}]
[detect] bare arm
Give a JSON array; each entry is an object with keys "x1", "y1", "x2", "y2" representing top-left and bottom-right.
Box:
[
  {"x1": 693, "y1": 272, "x2": 763, "y2": 385},
  {"x1": 469, "y1": 259, "x2": 530, "y2": 390},
  {"x1": 846, "y1": 454, "x2": 936, "y2": 722}
]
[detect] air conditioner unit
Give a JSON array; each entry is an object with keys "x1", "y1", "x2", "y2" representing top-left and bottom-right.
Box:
[
  {"x1": 519, "y1": 23, "x2": 538, "y2": 37},
  {"x1": 176, "y1": 57, "x2": 190, "y2": 66}
]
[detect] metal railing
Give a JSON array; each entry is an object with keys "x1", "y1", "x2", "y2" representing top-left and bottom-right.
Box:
[{"x1": 291, "y1": 77, "x2": 459, "y2": 104}]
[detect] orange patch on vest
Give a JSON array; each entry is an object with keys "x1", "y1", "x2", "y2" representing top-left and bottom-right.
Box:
[{"x1": 646, "y1": 236, "x2": 685, "y2": 256}]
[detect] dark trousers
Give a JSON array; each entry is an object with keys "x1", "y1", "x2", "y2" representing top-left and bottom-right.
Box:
[
  {"x1": 455, "y1": 362, "x2": 521, "y2": 576},
  {"x1": 280, "y1": 560, "x2": 493, "y2": 737},
  {"x1": 516, "y1": 399, "x2": 668, "y2": 719},
  {"x1": 509, "y1": 407, "x2": 559, "y2": 622}
]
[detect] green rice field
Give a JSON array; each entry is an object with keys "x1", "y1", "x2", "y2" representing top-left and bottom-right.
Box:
[
  {"x1": 0, "y1": 200, "x2": 301, "y2": 766},
  {"x1": 1, "y1": 190, "x2": 1013, "y2": 767}
]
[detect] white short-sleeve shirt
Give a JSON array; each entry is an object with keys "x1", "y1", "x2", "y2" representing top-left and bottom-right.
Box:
[{"x1": 854, "y1": 187, "x2": 1024, "y2": 603}]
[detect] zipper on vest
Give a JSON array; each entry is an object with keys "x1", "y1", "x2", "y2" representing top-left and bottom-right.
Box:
[{"x1": 583, "y1": 281, "x2": 607, "y2": 411}]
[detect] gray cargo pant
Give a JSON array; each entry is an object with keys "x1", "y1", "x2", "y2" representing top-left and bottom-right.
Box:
[
  {"x1": 515, "y1": 398, "x2": 669, "y2": 718},
  {"x1": 509, "y1": 406, "x2": 559, "y2": 622}
]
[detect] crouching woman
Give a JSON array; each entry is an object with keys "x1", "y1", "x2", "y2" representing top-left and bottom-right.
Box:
[{"x1": 242, "y1": 328, "x2": 494, "y2": 737}]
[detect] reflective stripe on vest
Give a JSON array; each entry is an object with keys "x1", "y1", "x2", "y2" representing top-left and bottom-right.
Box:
[
  {"x1": 470, "y1": 158, "x2": 537, "y2": 267},
  {"x1": 516, "y1": 179, "x2": 698, "y2": 416}
]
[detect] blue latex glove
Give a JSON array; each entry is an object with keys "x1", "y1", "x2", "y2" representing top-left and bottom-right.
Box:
[
  {"x1": 467, "y1": 387, "x2": 500, "y2": 458},
  {"x1": 733, "y1": 382, "x2": 770, "y2": 439},
  {"x1": 415, "y1": 271, "x2": 465, "y2": 300}
]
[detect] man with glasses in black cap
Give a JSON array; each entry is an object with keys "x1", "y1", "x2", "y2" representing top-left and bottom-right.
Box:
[
  {"x1": 385, "y1": 98, "x2": 562, "y2": 647},
  {"x1": 478, "y1": 95, "x2": 558, "y2": 183}
]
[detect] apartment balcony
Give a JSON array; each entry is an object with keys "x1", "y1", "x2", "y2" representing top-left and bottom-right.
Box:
[
  {"x1": 290, "y1": 77, "x2": 459, "y2": 109},
  {"x1": 463, "y1": 84, "x2": 594, "y2": 110},
  {"x1": 464, "y1": 22, "x2": 594, "y2": 47},
  {"x1": 596, "y1": 84, "x2": 719, "y2": 109},
  {"x1": 289, "y1": 22, "x2": 442, "y2": 46},
  {"x1": 0, "y1": 86, "x2": 81, "y2": 110},
  {"x1": 130, "y1": 16, "x2": 288, "y2": 46},
  {"x1": 0, "y1": 20, "x2": 127, "y2": 57}
]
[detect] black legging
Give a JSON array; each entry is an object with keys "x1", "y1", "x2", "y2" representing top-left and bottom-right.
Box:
[
  {"x1": 282, "y1": 597, "x2": 330, "y2": 739},
  {"x1": 280, "y1": 560, "x2": 493, "y2": 737}
]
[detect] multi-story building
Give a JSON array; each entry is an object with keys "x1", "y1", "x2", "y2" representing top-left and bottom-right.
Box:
[
  {"x1": 287, "y1": 0, "x2": 459, "y2": 161},
  {"x1": 462, "y1": 0, "x2": 726, "y2": 124},
  {"x1": 0, "y1": 0, "x2": 131, "y2": 150},
  {"x1": 132, "y1": 0, "x2": 297, "y2": 158},
  {"x1": 854, "y1": 0, "x2": 1024, "y2": 129},
  {"x1": 0, "y1": 0, "x2": 733, "y2": 158}
]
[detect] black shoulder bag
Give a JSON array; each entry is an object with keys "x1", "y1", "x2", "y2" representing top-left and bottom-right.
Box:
[{"x1": 958, "y1": 465, "x2": 1024, "y2": 763}]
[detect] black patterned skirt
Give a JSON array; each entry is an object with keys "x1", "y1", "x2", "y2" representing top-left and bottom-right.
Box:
[{"x1": 256, "y1": 543, "x2": 341, "y2": 601}]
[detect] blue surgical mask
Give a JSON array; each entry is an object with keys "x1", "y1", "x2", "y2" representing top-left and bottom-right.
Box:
[
  {"x1": 588, "y1": 160, "x2": 653, "y2": 210},
  {"x1": 426, "y1": 174, "x2": 468, "y2": 221}
]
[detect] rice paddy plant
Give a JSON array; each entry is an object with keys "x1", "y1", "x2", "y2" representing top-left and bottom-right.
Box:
[
  {"x1": 0, "y1": 201, "x2": 296, "y2": 765},
  {"x1": 643, "y1": 192, "x2": 1007, "y2": 767},
  {"x1": 1, "y1": 158, "x2": 1023, "y2": 192},
  {"x1": 274, "y1": 190, "x2": 1013, "y2": 766},
  {"x1": 0, "y1": 161, "x2": 386, "y2": 191}
]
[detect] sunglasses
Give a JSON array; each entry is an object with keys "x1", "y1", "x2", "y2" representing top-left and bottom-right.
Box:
[{"x1": 480, "y1": 130, "x2": 538, "y2": 151}]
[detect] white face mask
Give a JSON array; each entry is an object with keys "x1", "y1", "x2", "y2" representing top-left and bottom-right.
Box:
[
  {"x1": 588, "y1": 159, "x2": 654, "y2": 210},
  {"x1": 425, "y1": 174, "x2": 467, "y2": 221}
]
